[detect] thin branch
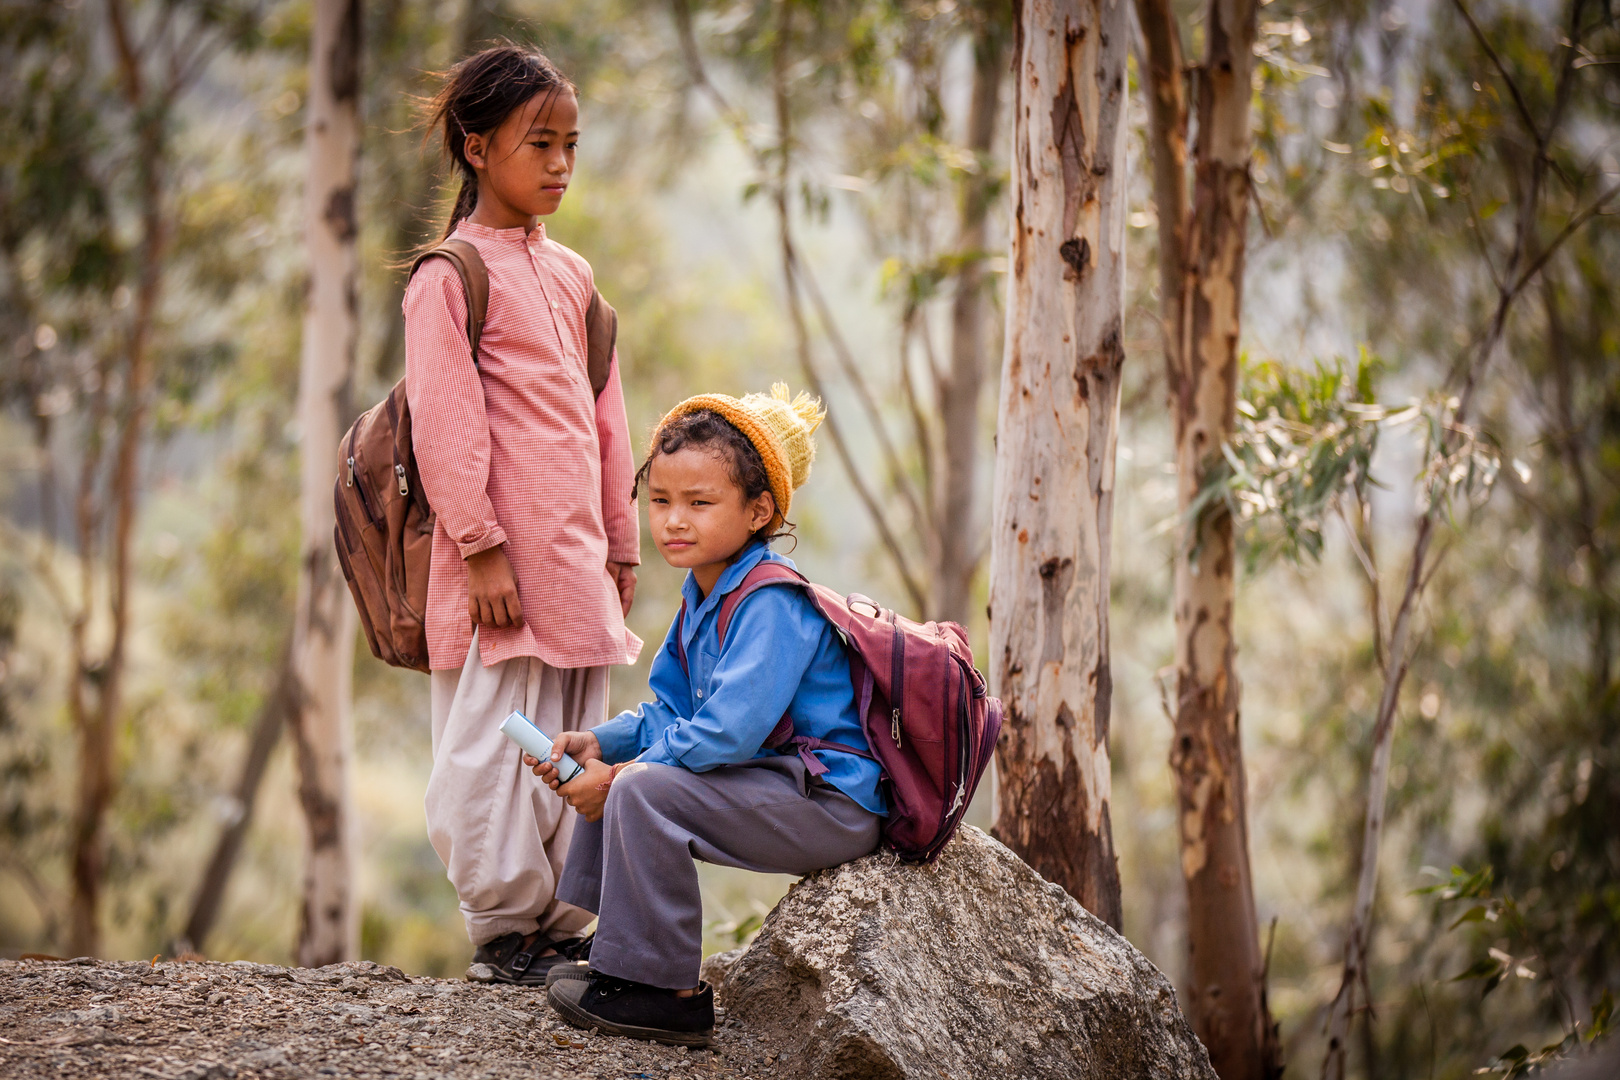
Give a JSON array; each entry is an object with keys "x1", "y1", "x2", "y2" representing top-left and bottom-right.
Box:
[
  {"x1": 1507, "y1": 181, "x2": 1620, "y2": 296},
  {"x1": 675, "y1": 0, "x2": 929, "y2": 612},
  {"x1": 1415, "y1": 536, "x2": 1455, "y2": 596},
  {"x1": 106, "y1": 0, "x2": 145, "y2": 103},
  {"x1": 781, "y1": 243, "x2": 928, "y2": 612},
  {"x1": 1459, "y1": 187, "x2": 1505, "y2": 292},
  {"x1": 764, "y1": 2, "x2": 926, "y2": 612},
  {"x1": 181, "y1": 636, "x2": 298, "y2": 954},
  {"x1": 670, "y1": 0, "x2": 755, "y2": 143},
  {"x1": 1336, "y1": 497, "x2": 1388, "y2": 666},
  {"x1": 896, "y1": 306, "x2": 938, "y2": 533},
  {"x1": 1323, "y1": 10, "x2": 1607, "y2": 1068},
  {"x1": 135, "y1": 0, "x2": 179, "y2": 70},
  {"x1": 678, "y1": 0, "x2": 928, "y2": 541},
  {"x1": 1448, "y1": 0, "x2": 1544, "y2": 148},
  {"x1": 915, "y1": 304, "x2": 946, "y2": 406},
  {"x1": 1541, "y1": 0, "x2": 1591, "y2": 155},
  {"x1": 796, "y1": 256, "x2": 930, "y2": 531}
]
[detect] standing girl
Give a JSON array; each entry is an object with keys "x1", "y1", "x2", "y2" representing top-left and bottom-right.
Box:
[{"x1": 406, "y1": 45, "x2": 640, "y2": 984}]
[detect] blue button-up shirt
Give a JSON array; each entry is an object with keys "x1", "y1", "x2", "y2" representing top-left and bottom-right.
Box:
[{"x1": 592, "y1": 541, "x2": 886, "y2": 815}]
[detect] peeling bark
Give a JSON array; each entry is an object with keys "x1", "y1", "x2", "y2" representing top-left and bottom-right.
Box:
[
  {"x1": 990, "y1": 0, "x2": 1127, "y2": 928},
  {"x1": 1136, "y1": 0, "x2": 1279, "y2": 1073},
  {"x1": 291, "y1": 0, "x2": 361, "y2": 969}
]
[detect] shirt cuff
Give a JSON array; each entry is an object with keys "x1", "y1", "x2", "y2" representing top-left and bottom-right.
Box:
[
  {"x1": 455, "y1": 524, "x2": 508, "y2": 560},
  {"x1": 608, "y1": 547, "x2": 641, "y2": 566},
  {"x1": 592, "y1": 713, "x2": 644, "y2": 765}
]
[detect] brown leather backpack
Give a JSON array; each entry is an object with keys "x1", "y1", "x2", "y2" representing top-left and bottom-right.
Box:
[{"x1": 333, "y1": 238, "x2": 619, "y2": 671}]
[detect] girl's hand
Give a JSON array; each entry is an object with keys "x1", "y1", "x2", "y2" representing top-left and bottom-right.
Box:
[
  {"x1": 524, "y1": 731, "x2": 602, "y2": 789},
  {"x1": 557, "y1": 759, "x2": 616, "y2": 822},
  {"x1": 467, "y1": 545, "x2": 523, "y2": 628},
  {"x1": 608, "y1": 562, "x2": 637, "y2": 617}
]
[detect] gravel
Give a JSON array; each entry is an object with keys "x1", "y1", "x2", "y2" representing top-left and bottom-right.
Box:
[{"x1": 0, "y1": 957, "x2": 778, "y2": 1080}]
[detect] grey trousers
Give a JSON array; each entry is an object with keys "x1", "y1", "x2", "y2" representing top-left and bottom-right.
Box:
[{"x1": 556, "y1": 755, "x2": 882, "y2": 989}]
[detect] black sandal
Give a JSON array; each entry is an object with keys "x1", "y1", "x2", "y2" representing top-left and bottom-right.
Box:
[{"x1": 467, "y1": 931, "x2": 590, "y2": 986}]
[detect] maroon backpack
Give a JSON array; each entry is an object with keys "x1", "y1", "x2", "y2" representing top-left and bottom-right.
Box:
[{"x1": 678, "y1": 562, "x2": 1003, "y2": 863}]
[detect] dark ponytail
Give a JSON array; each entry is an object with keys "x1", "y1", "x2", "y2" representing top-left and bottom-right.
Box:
[{"x1": 426, "y1": 45, "x2": 575, "y2": 239}]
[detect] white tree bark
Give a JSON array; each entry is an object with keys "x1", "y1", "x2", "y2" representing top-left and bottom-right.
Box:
[
  {"x1": 988, "y1": 0, "x2": 1128, "y2": 927},
  {"x1": 291, "y1": 0, "x2": 361, "y2": 968}
]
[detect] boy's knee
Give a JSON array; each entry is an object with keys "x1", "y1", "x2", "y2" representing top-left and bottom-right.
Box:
[{"x1": 605, "y1": 761, "x2": 683, "y2": 816}]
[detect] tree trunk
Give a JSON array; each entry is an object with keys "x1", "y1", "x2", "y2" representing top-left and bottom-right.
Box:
[
  {"x1": 932, "y1": 7, "x2": 1007, "y2": 627},
  {"x1": 1137, "y1": 0, "x2": 1278, "y2": 1073},
  {"x1": 987, "y1": 0, "x2": 1126, "y2": 929},
  {"x1": 68, "y1": 5, "x2": 170, "y2": 956},
  {"x1": 290, "y1": 0, "x2": 362, "y2": 969},
  {"x1": 179, "y1": 640, "x2": 298, "y2": 956}
]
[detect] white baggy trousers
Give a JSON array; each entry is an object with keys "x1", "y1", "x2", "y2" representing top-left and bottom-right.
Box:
[{"x1": 426, "y1": 629, "x2": 608, "y2": 946}]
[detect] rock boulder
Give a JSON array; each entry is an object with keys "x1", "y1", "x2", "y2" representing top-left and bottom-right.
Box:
[{"x1": 715, "y1": 825, "x2": 1216, "y2": 1080}]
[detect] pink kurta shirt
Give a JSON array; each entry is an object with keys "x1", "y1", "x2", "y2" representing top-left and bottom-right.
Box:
[{"x1": 404, "y1": 219, "x2": 641, "y2": 671}]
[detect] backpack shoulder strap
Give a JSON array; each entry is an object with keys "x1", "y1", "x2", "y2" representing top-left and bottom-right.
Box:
[
  {"x1": 410, "y1": 238, "x2": 490, "y2": 364},
  {"x1": 584, "y1": 289, "x2": 618, "y2": 398},
  {"x1": 674, "y1": 561, "x2": 806, "y2": 676},
  {"x1": 717, "y1": 562, "x2": 808, "y2": 643}
]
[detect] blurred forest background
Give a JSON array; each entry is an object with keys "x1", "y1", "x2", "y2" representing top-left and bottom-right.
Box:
[{"x1": 1, "y1": 0, "x2": 1616, "y2": 1077}]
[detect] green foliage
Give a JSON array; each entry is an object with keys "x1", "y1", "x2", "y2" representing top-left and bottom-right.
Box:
[
  {"x1": 0, "y1": 6, "x2": 1612, "y2": 1075},
  {"x1": 1189, "y1": 349, "x2": 1506, "y2": 571},
  {"x1": 1420, "y1": 865, "x2": 1616, "y2": 1073},
  {"x1": 1190, "y1": 351, "x2": 1384, "y2": 567},
  {"x1": 1210, "y1": 1, "x2": 1620, "y2": 1076}
]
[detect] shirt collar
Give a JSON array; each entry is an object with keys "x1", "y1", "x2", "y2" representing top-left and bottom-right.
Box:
[
  {"x1": 454, "y1": 219, "x2": 545, "y2": 244},
  {"x1": 681, "y1": 540, "x2": 772, "y2": 625}
]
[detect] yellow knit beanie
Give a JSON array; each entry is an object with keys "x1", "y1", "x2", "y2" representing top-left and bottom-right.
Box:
[{"x1": 652, "y1": 383, "x2": 824, "y2": 531}]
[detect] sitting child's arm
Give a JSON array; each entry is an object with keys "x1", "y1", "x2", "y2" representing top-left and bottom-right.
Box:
[
  {"x1": 526, "y1": 612, "x2": 692, "y2": 783},
  {"x1": 636, "y1": 587, "x2": 821, "y2": 772}
]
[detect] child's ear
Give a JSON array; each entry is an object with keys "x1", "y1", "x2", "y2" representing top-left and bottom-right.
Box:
[
  {"x1": 750, "y1": 492, "x2": 777, "y2": 532},
  {"x1": 463, "y1": 132, "x2": 489, "y2": 171}
]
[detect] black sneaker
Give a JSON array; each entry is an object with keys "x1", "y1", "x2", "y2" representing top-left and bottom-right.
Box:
[
  {"x1": 466, "y1": 931, "x2": 589, "y2": 986},
  {"x1": 545, "y1": 961, "x2": 591, "y2": 988},
  {"x1": 547, "y1": 971, "x2": 714, "y2": 1047}
]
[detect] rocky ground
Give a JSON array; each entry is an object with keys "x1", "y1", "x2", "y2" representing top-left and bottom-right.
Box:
[{"x1": 0, "y1": 957, "x2": 787, "y2": 1080}]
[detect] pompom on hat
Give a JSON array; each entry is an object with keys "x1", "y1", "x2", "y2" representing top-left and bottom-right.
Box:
[{"x1": 651, "y1": 383, "x2": 825, "y2": 531}]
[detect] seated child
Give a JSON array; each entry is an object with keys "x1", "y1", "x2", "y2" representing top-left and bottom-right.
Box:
[{"x1": 525, "y1": 385, "x2": 885, "y2": 1047}]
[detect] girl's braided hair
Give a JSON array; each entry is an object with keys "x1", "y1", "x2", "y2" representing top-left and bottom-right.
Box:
[
  {"x1": 633, "y1": 410, "x2": 794, "y2": 545},
  {"x1": 426, "y1": 45, "x2": 575, "y2": 239}
]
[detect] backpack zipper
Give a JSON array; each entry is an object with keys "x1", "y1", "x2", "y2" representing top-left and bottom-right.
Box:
[
  {"x1": 346, "y1": 429, "x2": 384, "y2": 531},
  {"x1": 923, "y1": 663, "x2": 976, "y2": 862},
  {"x1": 395, "y1": 463, "x2": 409, "y2": 496},
  {"x1": 888, "y1": 611, "x2": 904, "y2": 747}
]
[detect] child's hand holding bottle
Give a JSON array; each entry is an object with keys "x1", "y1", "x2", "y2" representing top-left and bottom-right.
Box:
[{"x1": 525, "y1": 731, "x2": 616, "y2": 822}]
